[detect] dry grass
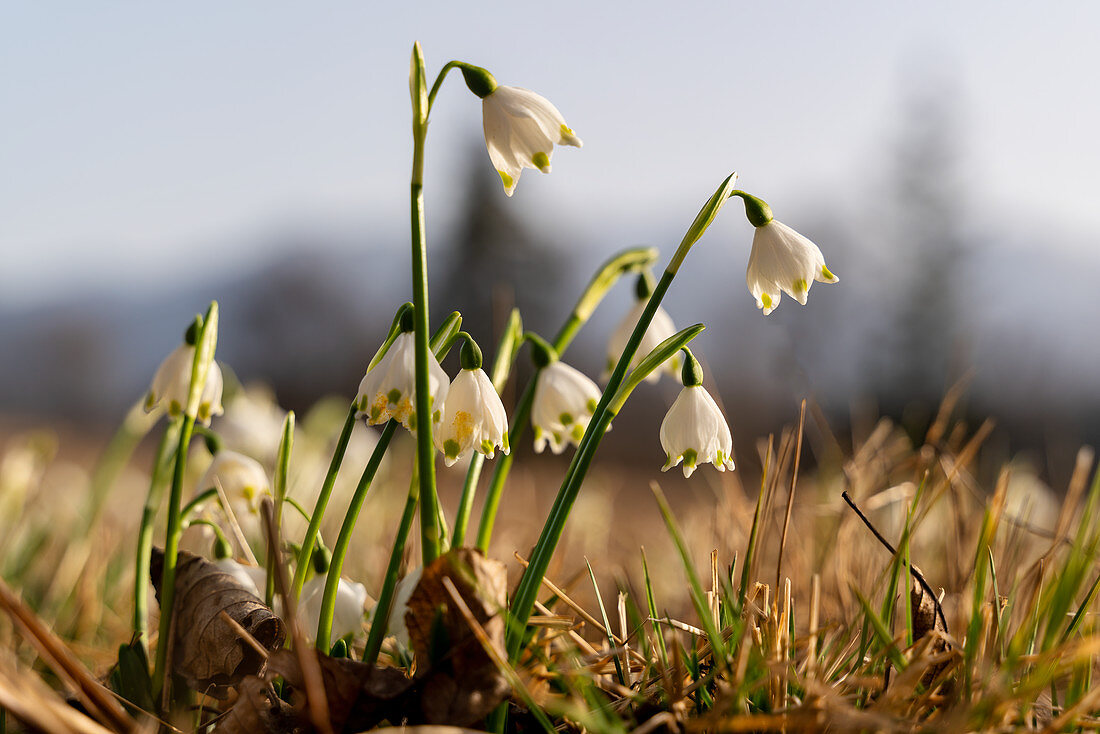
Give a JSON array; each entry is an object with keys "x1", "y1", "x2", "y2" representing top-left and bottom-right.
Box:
[{"x1": 2, "y1": 388, "x2": 1100, "y2": 732}]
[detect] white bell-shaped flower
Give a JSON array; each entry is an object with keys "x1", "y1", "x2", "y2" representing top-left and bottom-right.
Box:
[
  {"x1": 746, "y1": 220, "x2": 838, "y2": 315},
  {"x1": 212, "y1": 558, "x2": 266, "y2": 598},
  {"x1": 606, "y1": 299, "x2": 680, "y2": 384},
  {"x1": 482, "y1": 85, "x2": 582, "y2": 197},
  {"x1": 660, "y1": 385, "x2": 736, "y2": 479},
  {"x1": 196, "y1": 450, "x2": 272, "y2": 534},
  {"x1": 356, "y1": 332, "x2": 449, "y2": 433},
  {"x1": 434, "y1": 368, "x2": 510, "y2": 467},
  {"x1": 384, "y1": 566, "x2": 423, "y2": 647},
  {"x1": 145, "y1": 344, "x2": 224, "y2": 425},
  {"x1": 531, "y1": 361, "x2": 603, "y2": 455},
  {"x1": 299, "y1": 574, "x2": 372, "y2": 642}
]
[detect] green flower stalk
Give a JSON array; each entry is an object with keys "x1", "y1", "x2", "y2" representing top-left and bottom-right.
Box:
[
  {"x1": 475, "y1": 246, "x2": 658, "y2": 552},
  {"x1": 152, "y1": 301, "x2": 220, "y2": 701},
  {"x1": 409, "y1": 42, "x2": 442, "y2": 564},
  {"x1": 315, "y1": 314, "x2": 463, "y2": 651},
  {"x1": 132, "y1": 417, "x2": 180, "y2": 655},
  {"x1": 506, "y1": 174, "x2": 741, "y2": 660}
]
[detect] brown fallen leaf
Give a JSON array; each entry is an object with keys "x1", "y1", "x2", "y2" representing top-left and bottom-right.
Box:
[
  {"x1": 910, "y1": 576, "x2": 951, "y2": 687},
  {"x1": 151, "y1": 549, "x2": 286, "y2": 698},
  {"x1": 211, "y1": 676, "x2": 297, "y2": 734},
  {"x1": 267, "y1": 649, "x2": 413, "y2": 732},
  {"x1": 405, "y1": 548, "x2": 511, "y2": 726}
]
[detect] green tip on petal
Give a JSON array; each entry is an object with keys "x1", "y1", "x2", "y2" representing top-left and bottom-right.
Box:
[
  {"x1": 443, "y1": 439, "x2": 460, "y2": 460},
  {"x1": 387, "y1": 388, "x2": 402, "y2": 405},
  {"x1": 586, "y1": 398, "x2": 598, "y2": 414},
  {"x1": 682, "y1": 448, "x2": 698, "y2": 468},
  {"x1": 793, "y1": 278, "x2": 808, "y2": 293},
  {"x1": 369, "y1": 405, "x2": 383, "y2": 422},
  {"x1": 559, "y1": 412, "x2": 574, "y2": 426},
  {"x1": 407, "y1": 413, "x2": 417, "y2": 431},
  {"x1": 532, "y1": 151, "x2": 550, "y2": 172},
  {"x1": 497, "y1": 170, "x2": 514, "y2": 190},
  {"x1": 570, "y1": 424, "x2": 585, "y2": 441},
  {"x1": 761, "y1": 293, "x2": 773, "y2": 309},
  {"x1": 480, "y1": 439, "x2": 495, "y2": 456},
  {"x1": 822, "y1": 264, "x2": 837, "y2": 281}
]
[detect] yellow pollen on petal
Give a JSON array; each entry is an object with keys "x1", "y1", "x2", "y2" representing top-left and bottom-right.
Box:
[{"x1": 452, "y1": 410, "x2": 475, "y2": 446}]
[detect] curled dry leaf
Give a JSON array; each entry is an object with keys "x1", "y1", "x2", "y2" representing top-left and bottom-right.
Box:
[
  {"x1": 405, "y1": 548, "x2": 511, "y2": 725},
  {"x1": 151, "y1": 548, "x2": 285, "y2": 698},
  {"x1": 910, "y1": 576, "x2": 951, "y2": 687},
  {"x1": 266, "y1": 648, "x2": 413, "y2": 732}
]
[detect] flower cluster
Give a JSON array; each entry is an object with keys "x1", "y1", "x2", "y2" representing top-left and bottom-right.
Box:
[{"x1": 355, "y1": 330, "x2": 510, "y2": 466}]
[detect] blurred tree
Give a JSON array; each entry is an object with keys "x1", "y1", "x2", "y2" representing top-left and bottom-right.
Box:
[
  {"x1": 433, "y1": 146, "x2": 566, "y2": 360},
  {"x1": 870, "y1": 81, "x2": 969, "y2": 423}
]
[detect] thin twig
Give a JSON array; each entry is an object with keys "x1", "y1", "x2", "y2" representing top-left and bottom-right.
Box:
[{"x1": 841, "y1": 490, "x2": 949, "y2": 636}]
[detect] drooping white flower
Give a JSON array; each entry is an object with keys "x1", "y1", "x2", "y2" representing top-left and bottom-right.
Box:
[
  {"x1": 660, "y1": 385, "x2": 735, "y2": 478},
  {"x1": 531, "y1": 361, "x2": 603, "y2": 455},
  {"x1": 145, "y1": 344, "x2": 224, "y2": 425},
  {"x1": 482, "y1": 86, "x2": 582, "y2": 197},
  {"x1": 299, "y1": 574, "x2": 372, "y2": 642},
  {"x1": 212, "y1": 558, "x2": 267, "y2": 598},
  {"x1": 606, "y1": 299, "x2": 680, "y2": 384},
  {"x1": 384, "y1": 566, "x2": 423, "y2": 647},
  {"x1": 434, "y1": 368, "x2": 510, "y2": 467},
  {"x1": 746, "y1": 220, "x2": 838, "y2": 315},
  {"x1": 195, "y1": 450, "x2": 271, "y2": 532},
  {"x1": 356, "y1": 332, "x2": 449, "y2": 433}
]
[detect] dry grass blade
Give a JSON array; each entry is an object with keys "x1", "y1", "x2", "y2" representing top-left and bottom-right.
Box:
[
  {"x1": 0, "y1": 653, "x2": 119, "y2": 734},
  {"x1": 0, "y1": 577, "x2": 134, "y2": 732},
  {"x1": 514, "y1": 551, "x2": 621, "y2": 643},
  {"x1": 260, "y1": 498, "x2": 333, "y2": 734},
  {"x1": 439, "y1": 576, "x2": 556, "y2": 734}
]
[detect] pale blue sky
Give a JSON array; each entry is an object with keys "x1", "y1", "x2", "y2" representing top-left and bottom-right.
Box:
[{"x1": 3, "y1": 1, "x2": 1100, "y2": 303}]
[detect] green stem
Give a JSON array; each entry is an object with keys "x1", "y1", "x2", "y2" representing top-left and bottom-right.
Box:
[
  {"x1": 506, "y1": 174, "x2": 738, "y2": 660},
  {"x1": 267, "y1": 413, "x2": 294, "y2": 606},
  {"x1": 292, "y1": 404, "x2": 357, "y2": 597},
  {"x1": 364, "y1": 471, "x2": 420, "y2": 665},
  {"x1": 89, "y1": 398, "x2": 159, "y2": 526},
  {"x1": 408, "y1": 44, "x2": 441, "y2": 567},
  {"x1": 133, "y1": 418, "x2": 181, "y2": 654},
  {"x1": 152, "y1": 302, "x2": 219, "y2": 702},
  {"x1": 183, "y1": 518, "x2": 231, "y2": 552},
  {"x1": 315, "y1": 421, "x2": 398, "y2": 651},
  {"x1": 475, "y1": 249, "x2": 657, "y2": 552},
  {"x1": 151, "y1": 412, "x2": 197, "y2": 698},
  {"x1": 451, "y1": 456, "x2": 485, "y2": 549},
  {"x1": 179, "y1": 487, "x2": 219, "y2": 522}
]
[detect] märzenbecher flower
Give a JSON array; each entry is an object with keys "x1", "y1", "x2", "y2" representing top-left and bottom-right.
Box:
[
  {"x1": 746, "y1": 218, "x2": 838, "y2": 316},
  {"x1": 145, "y1": 343, "x2": 224, "y2": 425},
  {"x1": 531, "y1": 361, "x2": 603, "y2": 455},
  {"x1": 356, "y1": 332, "x2": 449, "y2": 433},
  {"x1": 606, "y1": 275, "x2": 680, "y2": 384},
  {"x1": 434, "y1": 367, "x2": 510, "y2": 467},
  {"x1": 479, "y1": 81, "x2": 582, "y2": 197},
  {"x1": 659, "y1": 352, "x2": 735, "y2": 478}
]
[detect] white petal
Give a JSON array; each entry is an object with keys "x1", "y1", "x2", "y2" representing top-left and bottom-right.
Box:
[
  {"x1": 356, "y1": 333, "x2": 448, "y2": 432},
  {"x1": 531, "y1": 362, "x2": 601, "y2": 453},
  {"x1": 745, "y1": 220, "x2": 837, "y2": 314},
  {"x1": 659, "y1": 386, "x2": 734, "y2": 477}
]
